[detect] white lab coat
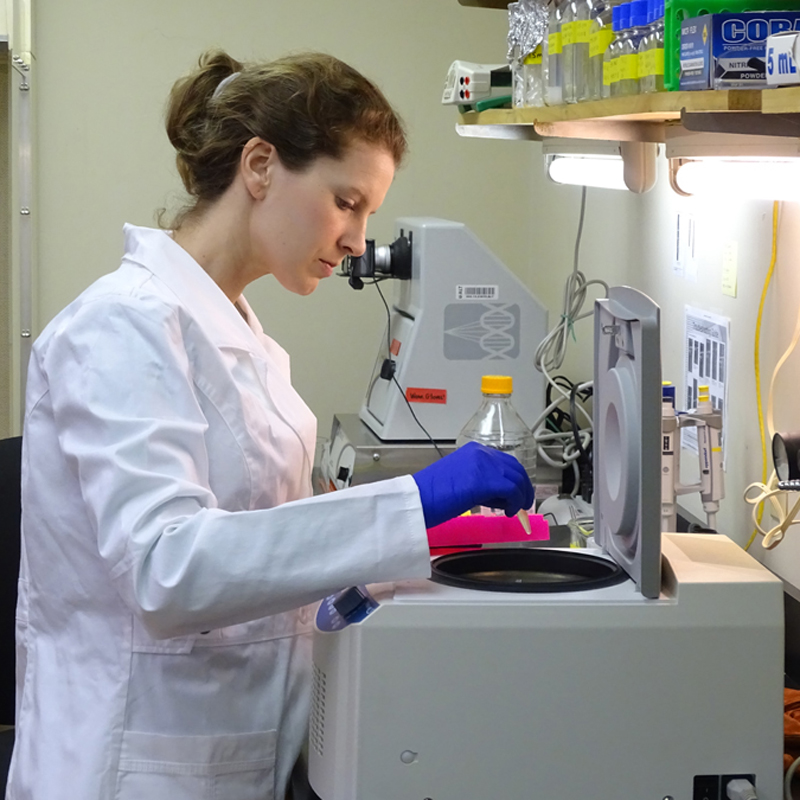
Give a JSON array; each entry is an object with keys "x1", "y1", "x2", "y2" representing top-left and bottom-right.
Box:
[{"x1": 8, "y1": 225, "x2": 431, "y2": 800}]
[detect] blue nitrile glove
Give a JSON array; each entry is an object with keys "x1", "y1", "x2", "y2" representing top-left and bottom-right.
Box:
[{"x1": 412, "y1": 441, "x2": 535, "y2": 530}]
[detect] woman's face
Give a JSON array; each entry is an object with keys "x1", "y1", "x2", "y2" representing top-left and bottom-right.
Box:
[{"x1": 252, "y1": 139, "x2": 396, "y2": 296}]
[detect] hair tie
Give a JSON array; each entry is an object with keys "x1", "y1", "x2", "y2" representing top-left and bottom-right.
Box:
[{"x1": 212, "y1": 71, "x2": 240, "y2": 100}]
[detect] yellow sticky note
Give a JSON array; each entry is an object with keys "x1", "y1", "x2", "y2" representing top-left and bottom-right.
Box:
[{"x1": 722, "y1": 241, "x2": 738, "y2": 298}]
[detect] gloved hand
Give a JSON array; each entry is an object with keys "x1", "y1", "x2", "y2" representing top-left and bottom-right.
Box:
[{"x1": 412, "y1": 442, "x2": 535, "y2": 530}]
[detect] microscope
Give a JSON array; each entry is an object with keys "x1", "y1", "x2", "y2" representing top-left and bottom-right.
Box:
[{"x1": 319, "y1": 218, "x2": 548, "y2": 492}]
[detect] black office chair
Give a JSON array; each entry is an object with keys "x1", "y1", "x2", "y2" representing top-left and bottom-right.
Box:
[{"x1": 0, "y1": 436, "x2": 22, "y2": 795}]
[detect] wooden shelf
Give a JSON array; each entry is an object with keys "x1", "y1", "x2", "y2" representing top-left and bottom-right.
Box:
[
  {"x1": 457, "y1": 88, "x2": 800, "y2": 142},
  {"x1": 763, "y1": 86, "x2": 800, "y2": 115}
]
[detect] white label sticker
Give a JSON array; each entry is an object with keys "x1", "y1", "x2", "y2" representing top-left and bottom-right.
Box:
[
  {"x1": 456, "y1": 285, "x2": 499, "y2": 300},
  {"x1": 682, "y1": 306, "x2": 730, "y2": 466}
]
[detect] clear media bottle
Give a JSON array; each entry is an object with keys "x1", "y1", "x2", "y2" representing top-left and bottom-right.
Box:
[
  {"x1": 654, "y1": 0, "x2": 665, "y2": 92},
  {"x1": 456, "y1": 375, "x2": 537, "y2": 512},
  {"x1": 545, "y1": 0, "x2": 569, "y2": 105},
  {"x1": 602, "y1": 4, "x2": 624, "y2": 98},
  {"x1": 563, "y1": 0, "x2": 594, "y2": 102},
  {"x1": 654, "y1": 0, "x2": 664, "y2": 92},
  {"x1": 630, "y1": 0, "x2": 651, "y2": 91},
  {"x1": 588, "y1": 0, "x2": 618, "y2": 101},
  {"x1": 614, "y1": 1, "x2": 640, "y2": 97},
  {"x1": 636, "y1": 0, "x2": 655, "y2": 93},
  {"x1": 560, "y1": 0, "x2": 577, "y2": 102},
  {"x1": 639, "y1": 0, "x2": 665, "y2": 93}
]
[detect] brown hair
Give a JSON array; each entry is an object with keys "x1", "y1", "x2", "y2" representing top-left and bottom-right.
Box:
[{"x1": 163, "y1": 49, "x2": 407, "y2": 227}]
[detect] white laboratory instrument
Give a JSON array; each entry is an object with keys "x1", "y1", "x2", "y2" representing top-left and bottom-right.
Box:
[
  {"x1": 317, "y1": 413, "x2": 458, "y2": 493},
  {"x1": 348, "y1": 217, "x2": 548, "y2": 442},
  {"x1": 661, "y1": 384, "x2": 726, "y2": 532},
  {"x1": 308, "y1": 287, "x2": 784, "y2": 800},
  {"x1": 319, "y1": 219, "x2": 548, "y2": 491},
  {"x1": 441, "y1": 60, "x2": 509, "y2": 105}
]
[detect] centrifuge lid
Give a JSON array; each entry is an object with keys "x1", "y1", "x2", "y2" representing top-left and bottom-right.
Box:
[{"x1": 593, "y1": 287, "x2": 662, "y2": 599}]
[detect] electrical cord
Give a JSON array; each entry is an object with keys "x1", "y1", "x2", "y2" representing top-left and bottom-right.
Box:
[
  {"x1": 569, "y1": 382, "x2": 591, "y2": 460},
  {"x1": 544, "y1": 377, "x2": 580, "y2": 426},
  {"x1": 531, "y1": 377, "x2": 593, "y2": 496},
  {"x1": 361, "y1": 276, "x2": 394, "y2": 411},
  {"x1": 745, "y1": 201, "x2": 782, "y2": 550},
  {"x1": 744, "y1": 470, "x2": 800, "y2": 549},
  {"x1": 532, "y1": 384, "x2": 593, "y2": 463},
  {"x1": 391, "y1": 374, "x2": 445, "y2": 458},
  {"x1": 372, "y1": 279, "x2": 445, "y2": 458},
  {"x1": 530, "y1": 187, "x2": 606, "y2": 498},
  {"x1": 569, "y1": 381, "x2": 594, "y2": 500},
  {"x1": 765, "y1": 201, "x2": 800, "y2": 440},
  {"x1": 745, "y1": 267, "x2": 800, "y2": 545},
  {"x1": 745, "y1": 283, "x2": 800, "y2": 545},
  {"x1": 785, "y1": 755, "x2": 800, "y2": 800},
  {"x1": 545, "y1": 376, "x2": 582, "y2": 432},
  {"x1": 533, "y1": 187, "x2": 608, "y2": 375}
]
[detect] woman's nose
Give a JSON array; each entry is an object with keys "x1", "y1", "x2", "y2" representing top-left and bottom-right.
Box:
[{"x1": 341, "y1": 219, "x2": 368, "y2": 257}]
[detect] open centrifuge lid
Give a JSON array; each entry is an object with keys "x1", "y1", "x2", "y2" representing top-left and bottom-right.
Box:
[{"x1": 593, "y1": 286, "x2": 662, "y2": 599}]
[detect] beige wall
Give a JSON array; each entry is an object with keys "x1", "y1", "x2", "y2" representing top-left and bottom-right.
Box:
[
  {"x1": 36, "y1": 1, "x2": 800, "y2": 586},
  {"x1": 634, "y1": 165, "x2": 800, "y2": 590},
  {"x1": 32, "y1": 0, "x2": 635, "y2": 433}
]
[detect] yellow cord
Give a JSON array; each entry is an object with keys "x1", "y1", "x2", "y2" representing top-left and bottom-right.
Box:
[
  {"x1": 746, "y1": 201, "x2": 780, "y2": 551},
  {"x1": 767, "y1": 224, "x2": 800, "y2": 439}
]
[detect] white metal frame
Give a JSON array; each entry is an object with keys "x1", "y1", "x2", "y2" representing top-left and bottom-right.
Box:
[{"x1": 5, "y1": 0, "x2": 34, "y2": 432}]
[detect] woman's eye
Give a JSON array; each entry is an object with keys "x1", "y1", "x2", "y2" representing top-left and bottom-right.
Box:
[{"x1": 336, "y1": 198, "x2": 354, "y2": 211}]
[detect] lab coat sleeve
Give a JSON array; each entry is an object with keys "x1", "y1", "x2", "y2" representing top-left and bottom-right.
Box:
[{"x1": 41, "y1": 295, "x2": 431, "y2": 639}]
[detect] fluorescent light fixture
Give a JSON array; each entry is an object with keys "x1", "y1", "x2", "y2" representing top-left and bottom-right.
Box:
[
  {"x1": 666, "y1": 131, "x2": 800, "y2": 200},
  {"x1": 546, "y1": 153, "x2": 628, "y2": 190},
  {"x1": 671, "y1": 158, "x2": 800, "y2": 201},
  {"x1": 542, "y1": 138, "x2": 657, "y2": 193}
]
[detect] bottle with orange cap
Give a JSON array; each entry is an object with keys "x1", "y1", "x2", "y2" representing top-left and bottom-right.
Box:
[{"x1": 456, "y1": 375, "x2": 537, "y2": 514}]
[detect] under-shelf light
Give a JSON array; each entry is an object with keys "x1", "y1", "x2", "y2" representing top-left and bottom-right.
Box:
[
  {"x1": 666, "y1": 131, "x2": 800, "y2": 201},
  {"x1": 543, "y1": 138, "x2": 657, "y2": 193},
  {"x1": 546, "y1": 153, "x2": 628, "y2": 190}
]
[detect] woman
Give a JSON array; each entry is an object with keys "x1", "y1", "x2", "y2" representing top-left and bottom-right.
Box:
[{"x1": 8, "y1": 51, "x2": 532, "y2": 800}]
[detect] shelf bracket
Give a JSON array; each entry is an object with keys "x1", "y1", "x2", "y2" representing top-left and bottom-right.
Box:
[
  {"x1": 681, "y1": 109, "x2": 800, "y2": 138},
  {"x1": 454, "y1": 123, "x2": 542, "y2": 141},
  {"x1": 533, "y1": 119, "x2": 667, "y2": 143}
]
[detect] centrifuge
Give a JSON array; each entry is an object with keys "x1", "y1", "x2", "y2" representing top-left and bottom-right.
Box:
[{"x1": 308, "y1": 287, "x2": 784, "y2": 800}]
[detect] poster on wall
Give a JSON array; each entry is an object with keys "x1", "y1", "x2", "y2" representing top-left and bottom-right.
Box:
[{"x1": 683, "y1": 306, "x2": 730, "y2": 460}]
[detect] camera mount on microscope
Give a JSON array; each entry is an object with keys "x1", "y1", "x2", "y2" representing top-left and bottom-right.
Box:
[{"x1": 338, "y1": 234, "x2": 412, "y2": 290}]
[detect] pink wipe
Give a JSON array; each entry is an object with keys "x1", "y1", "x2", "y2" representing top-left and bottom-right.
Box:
[{"x1": 427, "y1": 513, "x2": 549, "y2": 549}]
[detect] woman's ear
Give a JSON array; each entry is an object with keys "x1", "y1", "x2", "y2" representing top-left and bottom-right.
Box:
[{"x1": 240, "y1": 137, "x2": 276, "y2": 200}]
